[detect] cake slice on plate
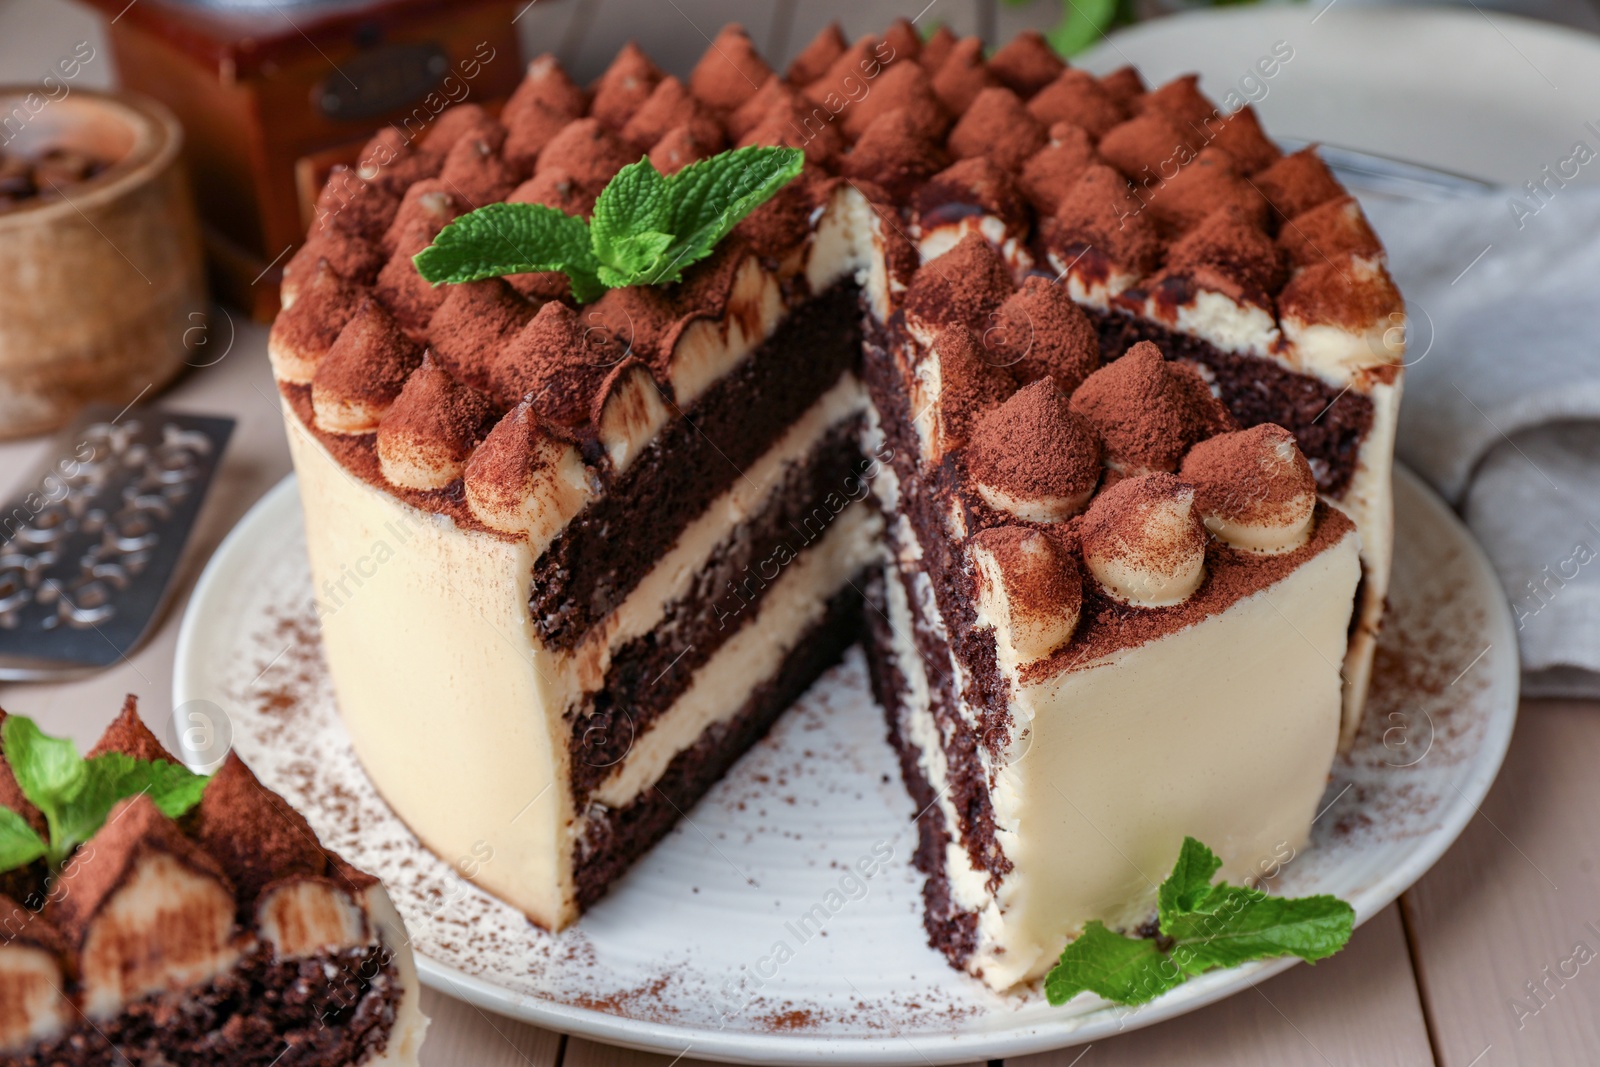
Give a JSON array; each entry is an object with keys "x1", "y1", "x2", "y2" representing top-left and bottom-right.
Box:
[
  {"x1": 269, "y1": 21, "x2": 1402, "y2": 991},
  {"x1": 0, "y1": 701, "x2": 427, "y2": 1065}
]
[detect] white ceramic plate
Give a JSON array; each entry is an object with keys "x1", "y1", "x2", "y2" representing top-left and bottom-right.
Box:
[
  {"x1": 1075, "y1": 5, "x2": 1600, "y2": 188},
  {"x1": 173, "y1": 465, "x2": 1516, "y2": 1065}
]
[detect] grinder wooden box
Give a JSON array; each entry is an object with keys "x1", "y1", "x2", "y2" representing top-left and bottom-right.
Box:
[{"x1": 79, "y1": 0, "x2": 524, "y2": 320}]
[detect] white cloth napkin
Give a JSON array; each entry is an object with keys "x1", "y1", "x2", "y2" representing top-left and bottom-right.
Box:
[{"x1": 1362, "y1": 189, "x2": 1600, "y2": 697}]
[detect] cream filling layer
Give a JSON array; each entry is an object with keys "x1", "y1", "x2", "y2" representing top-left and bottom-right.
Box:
[
  {"x1": 881, "y1": 513, "x2": 1013, "y2": 931},
  {"x1": 879, "y1": 545, "x2": 998, "y2": 923},
  {"x1": 566, "y1": 374, "x2": 868, "y2": 693},
  {"x1": 873, "y1": 452, "x2": 1003, "y2": 920},
  {"x1": 592, "y1": 502, "x2": 884, "y2": 809}
]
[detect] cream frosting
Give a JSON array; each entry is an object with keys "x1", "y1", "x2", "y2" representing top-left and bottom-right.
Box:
[{"x1": 287, "y1": 370, "x2": 871, "y2": 929}]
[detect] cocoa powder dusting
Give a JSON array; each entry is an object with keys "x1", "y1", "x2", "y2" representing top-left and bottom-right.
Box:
[
  {"x1": 1254, "y1": 146, "x2": 1345, "y2": 221},
  {"x1": 314, "y1": 299, "x2": 424, "y2": 412},
  {"x1": 903, "y1": 232, "x2": 1016, "y2": 334},
  {"x1": 946, "y1": 87, "x2": 1045, "y2": 172},
  {"x1": 378, "y1": 355, "x2": 497, "y2": 466},
  {"x1": 1036, "y1": 502, "x2": 1355, "y2": 679},
  {"x1": 991, "y1": 276, "x2": 1101, "y2": 395},
  {"x1": 986, "y1": 31, "x2": 1064, "y2": 96},
  {"x1": 971, "y1": 525, "x2": 1082, "y2": 627},
  {"x1": 966, "y1": 380, "x2": 1100, "y2": 504},
  {"x1": 1180, "y1": 423, "x2": 1313, "y2": 526},
  {"x1": 1069, "y1": 340, "x2": 1233, "y2": 473},
  {"x1": 1027, "y1": 69, "x2": 1127, "y2": 139},
  {"x1": 931, "y1": 325, "x2": 1017, "y2": 444}
]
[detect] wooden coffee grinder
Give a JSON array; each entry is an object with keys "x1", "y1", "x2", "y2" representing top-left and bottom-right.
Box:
[{"x1": 79, "y1": 0, "x2": 524, "y2": 320}]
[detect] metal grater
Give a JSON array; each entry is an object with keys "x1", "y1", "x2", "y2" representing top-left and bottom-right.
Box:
[{"x1": 0, "y1": 407, "x2": 235, "y2": 681}]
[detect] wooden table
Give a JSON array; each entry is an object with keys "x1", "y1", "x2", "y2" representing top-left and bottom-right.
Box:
[{"x1": 5, "y1": 0, "x2": 1600, "y2": 1063}]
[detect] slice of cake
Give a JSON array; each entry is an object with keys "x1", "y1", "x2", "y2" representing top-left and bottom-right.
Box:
[
  {"x1": 863, "y1": 274, "x2": 1359, "y2": 986},
  {"x1": 0, "y1": 701, "x2": 428, "y2": 1065},
  {"x1": 269, "y1": 22, "x2": 1402, "y2": 990}
]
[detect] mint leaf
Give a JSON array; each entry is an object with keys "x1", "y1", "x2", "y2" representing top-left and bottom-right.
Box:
[
  {"x1": 650, "y1": 145, "x2": 804, "y2": 285},
  {"x1": 1, "y1": 716, "x2": 210, "y2": 870},
  {"x1": 1158, "y1": 836, "x2": 1222, "y2": 918},
  {"x1": 596, "y1": 230, "x2": 675, "y2": 288},
  {"x1": 414, "y1": 202, "x2": 604, "y2": 302},
  {"x1": 4, "y1": 716, "x2": 86, "y2": 817},
  {"x1": 1045, "y1": 921, "x2": 1184, "y2": 1006},
  {"x1": 411, "y1": 145, "x2": 803, "y2": 300},
  {"x1": 0, "y1": 807, "x2": 46, "y2": 871},
  {"x1": 1045, "y1": 836, "x2": 1356, "y2": 1007},
  {"x1": 5, "y1": 715, "x2": 95, "y2": 867},
  {"x1": 1164, "y1": 887, "x2": 1355, "y2": 973},
  {"x1": 590, "y1": 158, "x2": 673, "y2": 279},
  {"x1": 88, "y1": 753, "x2": 210, "y2": 820}
]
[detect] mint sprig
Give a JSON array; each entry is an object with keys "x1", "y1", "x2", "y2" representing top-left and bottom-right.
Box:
[
  {"x1": 414, "y1": 145, "x2": 805, "y2": 302},
  {"x1": 0, "y1": 807, "x2": 47, "y2": 871},
  {"x1": 1, "y1": 715, "x2": 210, "y2": 871},
  {"x1": 1046, "y1": 837, "x2": 1355, "y2": 1007},
  {"x1": 413, "y1": 203, "x2": 604, "y2": 303}
]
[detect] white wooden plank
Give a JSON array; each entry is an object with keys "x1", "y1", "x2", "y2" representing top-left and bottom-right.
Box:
[
  {"x1": 419, "y1": 988, "x2": 565, "y2": 1066},
  {"x1": 1402, "y1": 699, "x2": 1600, "y2": 1065},
  {"x1": 1009, "y1": 905, "x2": 1434, "y2": 1066},
  {"x1": 566, "y1": 0, "x2": 785, "y2": 82}
]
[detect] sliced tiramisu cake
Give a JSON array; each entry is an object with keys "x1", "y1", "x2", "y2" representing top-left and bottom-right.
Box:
[
  {"x1": 0, "y1": 702, "x2": 427, "y2": 1065},
  {"x1": 268, "y1": 20, "x2": 1402, "y2": 990}
]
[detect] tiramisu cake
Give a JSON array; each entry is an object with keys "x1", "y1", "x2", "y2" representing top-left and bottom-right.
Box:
[
  {"x1": 268, "y1": 20, "x2": 1402, "y2": 990},
  {"x1": 0, "y1": 702, "x2": 427, "y2": 1065}
]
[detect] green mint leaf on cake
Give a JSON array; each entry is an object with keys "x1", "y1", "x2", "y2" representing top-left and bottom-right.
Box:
[
  {"x1": 1045, "y1": 837, "x2": 1355, "y2": 1007},
  {"x1": 413, "y1": 202, "x2": 605, "y2": 302},
  {"x1": 647, "y1": 145, "x2": 805, "y2": 283},
  {"x1": 0, "y1": 807, "x2": 47, "y2": 871},
  {"x1": 588, "y1": 155, "x2": 674, "y2": 282},
  {"x1": 413, "y1": 145, "x2": 804, "y2": 301},
  {"x1": 596, "y1": 230, "x2": 676, "y2": 289},
  {"x1": 3, "y1": 715, "x2": 84, "y2": 813},
  {"x1": 86, "y1": 753, "x2": 212, "y2": 820},
  {"x1": 1, "y1": 715, "x2": 210, "y2": 870}
]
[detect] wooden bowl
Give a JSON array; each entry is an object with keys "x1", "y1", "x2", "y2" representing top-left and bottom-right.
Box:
[{"x1": 0, "y1": 87, "x2": 207, "y2": 439}]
